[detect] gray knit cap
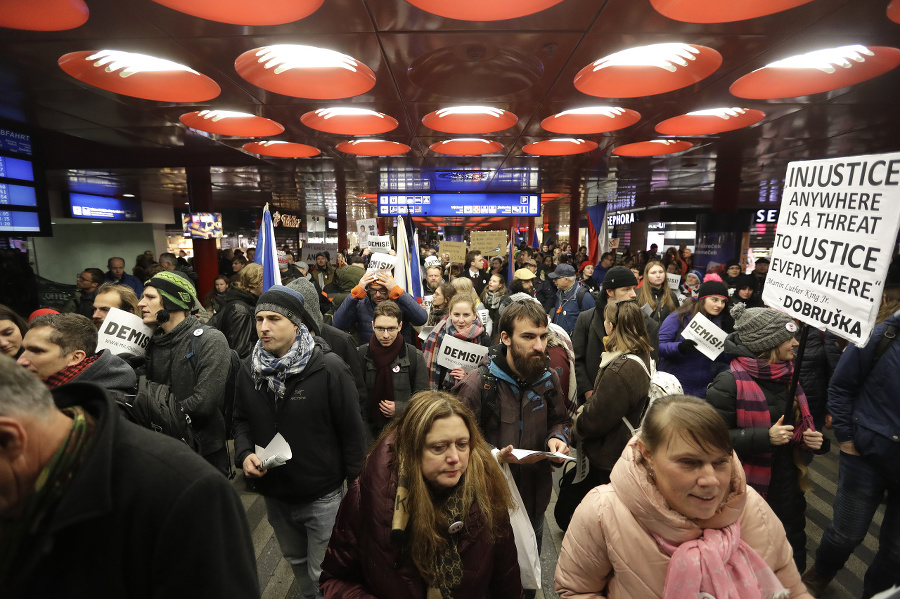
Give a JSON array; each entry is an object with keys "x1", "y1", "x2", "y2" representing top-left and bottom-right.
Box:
[
  {"x1": 286, "y1": 277, "x2": 323, "y2": 335},
  {"x1": 256, "y1": 285, "x2": 317, "y2": 334},
  {"x1": 731, "y1": 303, "x2": 798, "y2": 353}
]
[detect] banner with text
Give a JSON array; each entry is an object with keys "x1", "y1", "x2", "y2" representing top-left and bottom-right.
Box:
[
  {"x1": 761, "y1": 151, "x2": 900, "y2": 346},
  {"x1": 367, "y1": 234, "x2": 392, "y2": 253},
  {"x1": 440, "y1": 241, "x2": 468, "y2": 264},
  {"x1": 470, "y1": 231, "x2": 508, "y2": 257},
  {"x1": 97, "y1": 308, "x2": 154, "y2": 357},
  {"x1": 667, "y1": 273, "x2": 681, "y2": 290},
  {"x1": 437, "y1": 335, "x2": 489, "y2": 371},
  {"x1": 366, "y1": 252, "x2": 399, "y2": 273},
  {"x1": 357, "y1": 218, "x2": 378, "y2": 248},
  {"x1": 680, "y1": 312, "x2": 726, "y2": 361},
  {"x1": 302, "y1": 243, "x2": 338, "y2": 264}
]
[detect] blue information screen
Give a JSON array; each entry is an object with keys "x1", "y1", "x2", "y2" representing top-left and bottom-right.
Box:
[
  {"x1": 0, "y1": 183, "x2": 37, "y2": 207},
  {"x1": 0, "y1": 128, "x2": 32, "y2": 156},
  {"x1": 70, "y1": 193, "x2": 142, "y2": 221},
  {"x1": 377, "y1": 193, "x2": 540, "y2": 217},
  {"x1": 0, "y1": 155, "x2": 34, "y2": 181},
  {"x1": 0, "y1": 210, "x2": 40, "y2": 232}
]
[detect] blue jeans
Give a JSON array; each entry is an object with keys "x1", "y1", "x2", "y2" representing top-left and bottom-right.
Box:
[
  {"x1": 265, "y1": 488, "x2": 343, "y2": 599},
  {"x1": 814, "y1": 452, "x2": 900, "y2": 599}
]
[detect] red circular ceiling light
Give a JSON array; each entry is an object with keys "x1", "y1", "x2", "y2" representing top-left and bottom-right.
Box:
[
  {"x1": 429, "y1": 139, "x2": 504, "y2": 155},
  {"x1": 149, "y1": 0, "x2": 323, "y2": 26},
  {"x1": 655, "y1": 107, "x2": 765, "y2": 135},
  {"x1": 422, "y1": 106, "x2": 518, "y2": 134},
  {"x1": 403, "y1": 0, "x2": 564, "y2": 21},
  {"x1": 890, "y1": 0, "x2": 900, "y2": 24},
  {"x1": 235, "y1": 45, "x2": 376, "y2": 100},
  {"x1": 613, "y1": 140, "x2": 693, "y2": 157},
  {"x1": 336, "y1": 140, "x2": 410, "y2": 156},
  {"x1": 180, "y1": 110, "x2": 284, "y2": 137},
  {"x1": 731, "y1": 45, "x2": 900, "y2": 99},
  {"x1": 522, "y1": 138, "x2": 598, "y2": 156},
  {"x1": 649, "y1": 0, "x2": 814, "y2": 23},
  {"x1": 242, "y1": 141, "x2": 320, "y2": 158},
  {"x1": 0, "y1": 0, "x2": 88, "y2": 31},
  {"x1": 575, "y1": 43, "x2": 722, "y2": 98},
  {"x1": 58, "y1": 50, "x2": 220, "y2": 102},
  {"x1": 301, "y1": 108, "x2": 398, "y2": 135},
  {"x1": 541, "y1": 106, "x2": 641, "y2": 134}
]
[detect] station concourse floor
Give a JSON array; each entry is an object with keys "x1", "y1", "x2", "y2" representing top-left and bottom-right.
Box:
[{"x1": 233, "y1": 429, "x2": 874, "y2": 599}]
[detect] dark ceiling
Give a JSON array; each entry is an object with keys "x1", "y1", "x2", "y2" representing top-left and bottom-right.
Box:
[{"x1": 1, "y1": 0, "x2": 899, "y2": 231}]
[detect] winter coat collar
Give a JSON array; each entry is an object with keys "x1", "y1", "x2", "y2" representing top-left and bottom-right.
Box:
[
  {"x1": 485, "y1": 344, "x2": 552, "y2": 389},
  {"x1": 723, "y1": 331, "x2": 757, "y2": 358}
]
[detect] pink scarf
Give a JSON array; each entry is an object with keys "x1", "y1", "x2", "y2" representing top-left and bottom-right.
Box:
[{"x1": 654, "y1": 521, "x2": 789, "y2": 599}]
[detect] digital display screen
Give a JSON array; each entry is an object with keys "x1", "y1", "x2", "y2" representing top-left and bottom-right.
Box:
[
  {"x1": 182, "y1": 212, "x2": 223, "y2": 239},
  {"x1": 0, "y1": 156, "x2": 34, "y2": 181},
  {"x1": 0, "y1": 128, "x2": 32, "y2": 156},
  {"x1": 0, "y1": 210, "x2": 40, "y2": 232},
  {"x1": 377, "y1": 193, "x2": 540, "y2": 217},
  {"x1": 70, "y1": 193, "x2": 142, "y2": 221},
  {"x1": 0, "y1": 183, "x2": 37, "y2": 207},
  {"x1": 0, "y1": 125, "x2": 50, "y2": 235}
]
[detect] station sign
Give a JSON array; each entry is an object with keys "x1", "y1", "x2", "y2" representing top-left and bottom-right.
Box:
[{"x1": 377, "y1": 193, "x2": 540, "y2": 217}]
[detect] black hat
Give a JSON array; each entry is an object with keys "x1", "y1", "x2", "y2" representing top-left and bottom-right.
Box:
[
  {"x1": 698, "y1": 275, "x2": 728, "y2": 300},
  {"x1": 735, "y1": 273, "x2": 757, "y2": 291},
  {"x1": 725, "y1": 259, "x2": 740, "y2": 269},
  {"x1": 602, "y1": 266, "x2": 638, "y2": 291},
  {"x1": 256, "y1": 285, "x2": 315, "y2": 331},
  {"x1": 755, "y1": 257, "x2": 770, "y2": 265}
]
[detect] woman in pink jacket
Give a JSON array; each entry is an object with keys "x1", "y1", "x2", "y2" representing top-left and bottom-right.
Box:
[{"x1": 555, "y1": 394, "x2": 811, "y2": 599}]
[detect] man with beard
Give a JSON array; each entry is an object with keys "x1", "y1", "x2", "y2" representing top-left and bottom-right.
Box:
[{"x1": 453, "y1": 299, "x2": 570, "y2": 588}]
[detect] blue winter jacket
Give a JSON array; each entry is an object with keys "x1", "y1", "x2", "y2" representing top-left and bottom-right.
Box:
[
  {"x1": 550, "y1": 284, "x2": 595, "y2": 337},
  {"x1": 333, "y1": 289, "x2": 428, "y2": 345},
  {"x1": 658, "y1": 310, "x2": 731, "y2": 397},
  {"x1": 828, "y1": 312, "x2": 900, "y2": 460}
]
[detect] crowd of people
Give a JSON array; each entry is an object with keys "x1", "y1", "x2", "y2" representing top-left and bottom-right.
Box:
[{"x1": 1, "y1": 236, "x2": 898, "y2": 599}]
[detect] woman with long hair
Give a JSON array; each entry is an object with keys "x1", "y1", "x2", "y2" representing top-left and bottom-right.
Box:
[
  {"x1": 203, "y1": 274, "x2": 230, "y2": 314},
  {"x1": 208, "y1": 263, "x2": 263, "y2": 358},
  {"x1": 426, "y1": 282, "x2": 456, "y2": 327},
  {"x1": 0, "y1": 304, "x2": 28, "y2": 359},
  {"x1": 423, "y1": 294, "x2": 490, "y2": 391},
  {"x1": 638, "y1": 261, "x2": 679, "y2": 324},
  {"x1": 706, "y1": 304, "x2": 826, "y2": 572},
  {"x1": 556, "y1": 395, "x2": 810, "y2": 598},
  {"x1": 658, "y1": 275, "x2": 733, "y2": 397},
  {"x1": 320, "y1": 391, "x2": 522, "y2": 599},
  {"x1": 480, "y1": 273, "x2": 509, "y2": 342}
]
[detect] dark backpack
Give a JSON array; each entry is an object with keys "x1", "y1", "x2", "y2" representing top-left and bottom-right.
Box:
[
  {"x1": 120, "y1": 375, "x2": 202, "y2": 453},
  {"x1": 188, "y1": 324, "x2": 243, "y2": 439}
]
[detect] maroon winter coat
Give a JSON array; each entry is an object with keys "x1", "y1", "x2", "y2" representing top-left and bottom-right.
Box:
[{"x1": 320, "y1": 435, "x2": 523, "y2": 599}]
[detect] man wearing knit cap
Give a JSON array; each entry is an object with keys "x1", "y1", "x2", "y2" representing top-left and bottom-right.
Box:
[
  {"x1": 333, "y1": 270, "x2": 427, "y2": 345},
  {"x1": 572, "y1": 266, "x2": 660, "y2": 402},
  {"x1": 139, "y1": 271, "x2": 231, "y2": 475},
  {"x1": 233, "y1": 285, "x2": 366, "y2": 599}
]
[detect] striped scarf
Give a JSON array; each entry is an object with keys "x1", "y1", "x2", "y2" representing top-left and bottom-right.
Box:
[
  {"x1": 423, "y1": 316, "x2": 485, "y2": 390},
  {"x1": 731, "y1": 356, "x2": 815, "y2": 498}
]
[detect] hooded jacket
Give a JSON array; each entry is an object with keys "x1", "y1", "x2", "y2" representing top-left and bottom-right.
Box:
[
  {"x1": 2, "y1": 382, "x2": 258, "y2": 599},
  {"x1": 232, "y1": 340, "x2": 367, "y2": 505},
  {"x1": 554, "y1": 438, "x2": 810, "y2": 599},
  {"x1": 452, "y1": 345, "x2": 570, "y2": 520},
  {"x1": 75, "y1": 349, "x2": 137, "y2": 400}
]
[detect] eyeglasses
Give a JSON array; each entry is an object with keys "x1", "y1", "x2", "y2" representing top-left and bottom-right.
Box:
[
  {"x1": 76, "y1": 274, "x2": 91, "y2": 282},
  {"x1": 374, "y1": 326, "x2": 399, "y2": 334},
  {"x1": 368, "y1": 287, "x2": 389, "y2": 296}
]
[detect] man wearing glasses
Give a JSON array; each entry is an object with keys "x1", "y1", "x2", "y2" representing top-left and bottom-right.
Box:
[
  {"x1": 63, "y1": 268, "x2": 104, "y2": 318},
  {"x1": 333, "y1": 270, "x2": 427, "y2": 345}
]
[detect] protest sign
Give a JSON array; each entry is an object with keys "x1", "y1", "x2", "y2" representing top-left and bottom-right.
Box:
[
  {"x1": 96, "y1": 308, "x2": 154, "y2": 357},
  {"x1": 418, "y1": 325, "x2": 435, "y2": 342},
  {"x1": 302, "y1": 242, "x2": 338, "y2": 264},
  {"x1": 681, "y1": 312, "x2": 726, "y2": 361},
  {"x1": 436, "y1": 335, "x2": 489, "y2": 371},
  {"x1": 366, "y1": 252, "x2": 399, "y2": 273},
  {"x1": 357, "y1": 218, "x2": 377, "y2": 248},
  {"x1": 609, "y1": 237, "x2": 620, "y2": 249},
  {"x1": 367, "y1": 234, "x2": 392, "y2": 253},
  {"x1": 423, "y1": 295, "x2": 434, "y2": 313},
  {"x1": 470, "y1": 231, "x2": 508, "y2": 257},
  {"x1": 440, "y1": 241, "x2": 468, "y2": 264},
  {"x1": 477, "y1": 308, "x2": 491, "y2": 326},
  {"x1": 761, "y1": 151, "x2": 900, "y2": 346},
  {"x1": 667, "y1": 273, "x2": 681, "y2": 290}
]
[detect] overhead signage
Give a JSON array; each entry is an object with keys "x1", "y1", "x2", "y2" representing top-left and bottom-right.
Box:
[
  {"x1": 0, "y1": 210, "x2": 40, "y2": 232},
  {"x1": 470, "y1": 231, "x2": 508, "y2": 257},
  {"x1": 754, "y1": 209, "x2": 780, "y2": 224},
  {"x1": 72, "y1": 193, "x2": 142, "y2": 221},
  {"x1": 0, "y1": 183, "x2": 37, "y2": 207},
  {"x1": 0, "y1": 155, "x2": 34, "y2": 181},
  {"x1": 607, "y1": 212, "x2": 637, "y2": 226},
  {"x1": 377, "y1": 193, "x2": 540, "y2": 217},
  {"x1": 272, "y1": 210, "x2": 300, "y2": 228},
  {"x1": 762, "y1": 151, "x2": 900, "y2": 346},
  {"x1": 0, "y1": 128, "x2": 32, "y2": 156}
]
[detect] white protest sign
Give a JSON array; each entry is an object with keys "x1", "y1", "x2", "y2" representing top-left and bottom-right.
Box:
[
  {"x1": 681, "y1": 312, "x2": 726, "y2": 361},
  {"x1": 96, "y1": 308, "x2": 154, "y2": 357},
  {"x1": 667, "y1": 273, "x2": 681, "y2": 290},
  {"x1": 366, "y1": 252, "x2": 399, "y2": 273},
  {"x1": 367, "y1": 235, "x2": 392, "y2": 253},
  {"x1": 762, "y1": 151, "x2": 900, "y2": 346},
  {"x1": 418, "y1": 325, "x2": 435, "y2": 342},
  {"x1": 436, "y1": 335, "x2": 489, "y2": 371},
  {"x1": 477, "y1": 308, "x2": 491, "y2": 326},
  {"x1": 303, "y1": 243, "x2": 338, "y2": 264},
  {"x1": 424, "y1": 255, "x2": 441, "y2": 268},
  {"x1": 423, "y1": 295, "x2": 434, "y2": 313},
  {"x1": 357, "y1": 218, "x2": 377, "y2": 248}
]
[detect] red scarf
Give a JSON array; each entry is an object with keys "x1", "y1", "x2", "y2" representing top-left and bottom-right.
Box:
[
  {"x1": 368, "y1": 334, "x2": 404, "y2": 428},
  {"x1": 731, "y1": 356, "x2": 815, "y2": 498},
  {"x1": 43, "y1": 353, "x2": 99, "y2": 389}
]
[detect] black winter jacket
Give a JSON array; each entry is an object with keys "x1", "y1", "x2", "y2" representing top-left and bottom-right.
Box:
[
  {"x1": 209, "y1": 287, "x2": 258, "y2": 359},
  {"x1": 1, "y1": 382, "x2": 258, "y2": 599},
  {"x1": 233, "y1": 342, "x2": 368, "y2": 504},
  {"x1": 357, "y1": 341, "x2": 429, "y2": 440}
]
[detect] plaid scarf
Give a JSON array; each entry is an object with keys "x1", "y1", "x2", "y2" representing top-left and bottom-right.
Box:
[
  {"x1": 0, "y1": 407, "x2": 96, "y2": 588},
  {"x1": 43, "y1": 353, "x2": 100, "y2": 388},
  {"x1": 423, "y1": 316, "x2": 486, "y2": 390},
  {"x1": 731, "y1": 356, "x2": 815, "y2": 498},
  {"x1": 251, "y1": 325, "x2": 315, "y2": 401}
]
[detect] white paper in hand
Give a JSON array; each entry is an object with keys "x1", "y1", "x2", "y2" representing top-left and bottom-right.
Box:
[
  {"x1": 509, "y1": 448, "x2": 575, "y2": 462},
  {"x1": 255, "y1": 432, "x2": 292, "y2": 470}
]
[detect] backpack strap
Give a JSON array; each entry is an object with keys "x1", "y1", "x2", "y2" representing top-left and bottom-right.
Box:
[
  {"x1": 873, "y1": 324, "x2": 897, "y2": 366},
  {"x1": 623, "y1": 353, "x2": 651, "y2": 379},
  {"x1": 576, "y1": 287, "x2": 586, "y2": 311},
  {"x1": 478, "y1": 363, "x2": 499, "y2": 437}
]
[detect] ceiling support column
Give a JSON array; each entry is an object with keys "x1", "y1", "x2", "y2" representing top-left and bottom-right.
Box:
[{"x1": 186, "y1": 166, "x2": 218, "y2": 299}]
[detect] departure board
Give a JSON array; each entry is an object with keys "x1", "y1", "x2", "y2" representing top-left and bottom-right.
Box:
[
  {"x1": 377, "y1": 193, "x2": 540, "y2": 217},
  {"x1": 0, "y1": 125, "x2": 49, "y2": 235}
]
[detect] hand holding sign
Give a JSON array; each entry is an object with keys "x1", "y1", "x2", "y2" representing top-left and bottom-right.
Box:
[{"x1": 680, "y1": 312, "x2": 726, "y2": 361}]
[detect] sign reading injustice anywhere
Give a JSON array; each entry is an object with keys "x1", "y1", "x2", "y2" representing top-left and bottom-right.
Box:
[
  {"x1": 97, "y1": 308, "x2": 154, "y2": 357},
  {"x1": 378, "y1": 193, "x2": 540, "y2": 217},
  {"x1": 762, "y1": 151, "x2": 900, "y2": 346},
  {"x1": 680, "y1": 312, "x2": 726, "y2": 361},
  {"x1": 470, "y1": 231, "x2": 508, "y2": 257},
  {"x1": 437, "y1": 335, "x2": 489, "y2": 371}
]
